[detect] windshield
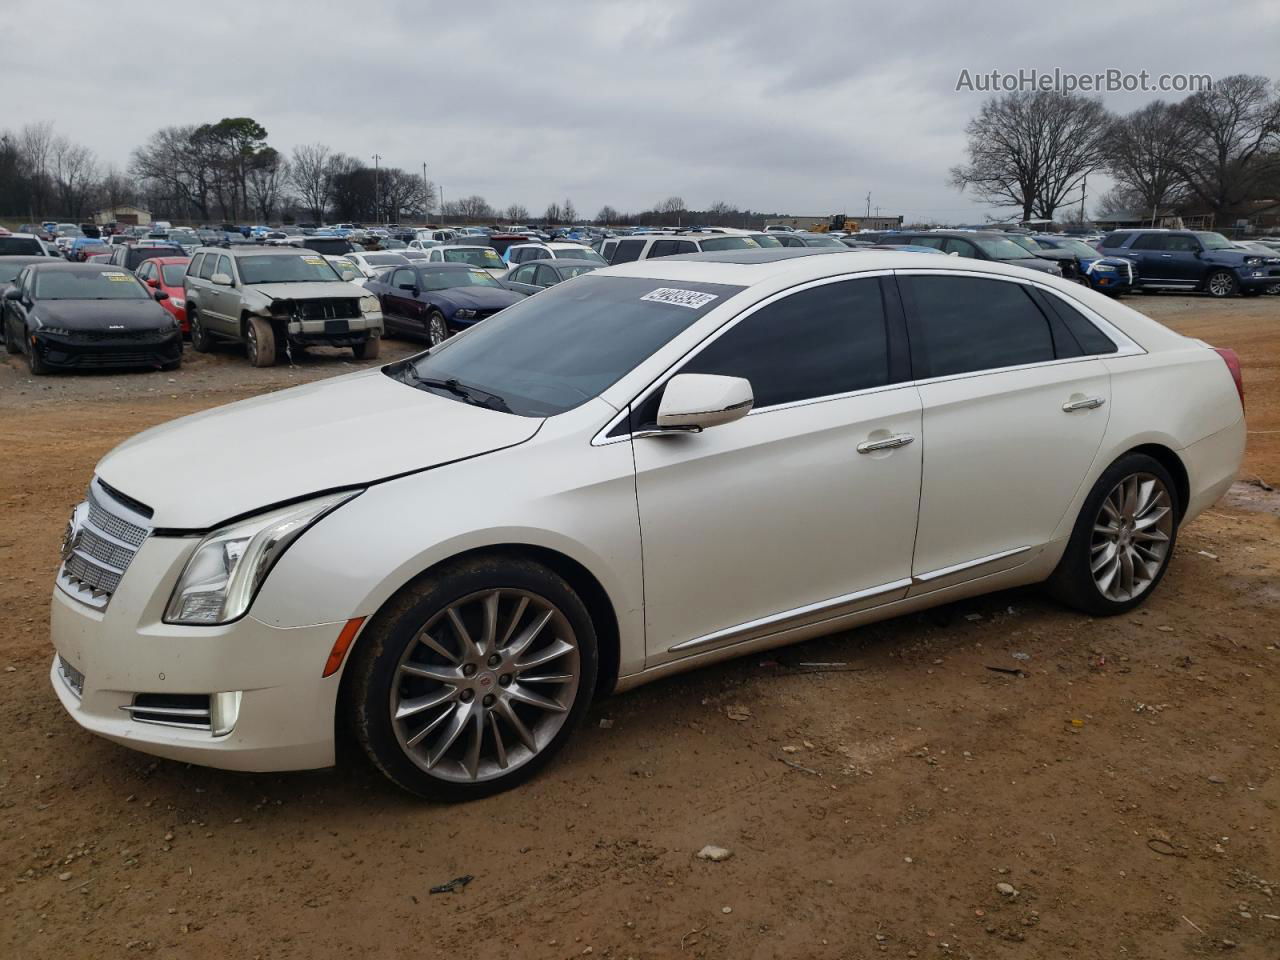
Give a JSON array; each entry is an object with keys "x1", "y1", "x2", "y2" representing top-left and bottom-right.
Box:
[
  {"x1": 803, "y1": 235, "x2": 845, "y2": 247},
  {"x1": 1051, "y1": 238, "x2": 1102, "y2": 258},
  {"x1": 1005, "y1": 235, "x2": 1041, "y2": 253},
  {"x1": 396, "y1": 275, "x2": 743, "y2": 417},
  {"x1": 237, "y1": 254, "x2": 340, "y2": 284},
  {"x1": 749, "y1": 234, "x2": 782, "y2": 248},
  {"x1": 0, "y1": 262, "x2": 32, "y2": 283},
  {"x1": 695, "y1": 236, "x2": 754, "y2": 252},
  {"x1": 364, "y1": 253, "x2": 409, "y2": 266},
  {"x1": 558, "y1": 265, "x2": 597, "y2": 280},
  {"x1": 420, "y1": 267, "x2": 502, "y2": 291},
  {"x1": 160, "y1": 264, "x2": 189, "y2": 285},
  {"x1": 0, "y1": 237, "x2": 45, "y2": 255},
  {"x1": 36, "y1": 269, "x2": 149, "y2": 300},
  {"x1": 552, "y1": 247, "x2": 605, "y2": 263},
  {"x1": 443, "y1": 247, "x2": 504, "y2": 268},
  {"x1": 974, "y1": 237, "x2": 1036, "y2": 261},
  {"x1": 1196, "y1": 232, "x2": 1233, "y2": 251}
]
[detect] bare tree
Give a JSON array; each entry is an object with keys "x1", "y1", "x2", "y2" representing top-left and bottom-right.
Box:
[
  {"x1": 1094, "y1": 184, "x2": 1147, "y2": 220},
  {"x1": 51, "y1": 136, "x2": 98, "y2": 219},
  {"x1": 453, "y1": 194, "x2": 493, "y2": 221},
  {"x1": 97, "y1": 165, "x2": 137, "y2": 213},
  {"x1": 17, "y1": 121, "x2": 56, "y2": 217},
  {"x1": 950, "y1": 91, "x2": 1111, "y2": 221},
  {"x1": 290, "y1": 143, "x2": 335, "y2": 222},
  {"x1": 1169, "y1": 74, "x2": 1280, "y2": 222},
  {"x1": 504, "y1": 203, "x2": 530, "y2": 222},
  {"x1": 247, "y1": 150, "x2": 288, "y2": 221},
  {"x1": 131, "y1": 125, "x2": 215, "y2": 221},
  {"x1": 544, "y1": 202, "x2": 563, "y2": 224},
  {"x1": 656, "y1": 196, "x2": 686, "y2": 226},
  {"x1": 562, "y1": 197, "x2": 577, "y2": 223},
  {"x1": 1106, "y1": 101, "x2": 1187, "y2": 219},
  {"x1": 595, "y1": 204, "x2": 619, "y2": 224}
]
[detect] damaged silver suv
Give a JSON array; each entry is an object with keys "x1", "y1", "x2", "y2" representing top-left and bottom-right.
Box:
[{"x1": 184, "y1": 247, "x2": 384, "y2": 366}]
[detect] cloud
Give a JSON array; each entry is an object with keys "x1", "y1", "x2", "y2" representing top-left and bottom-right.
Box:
[{"x1": 7, "y1": 0, "x2": 1278, "y2": 222}]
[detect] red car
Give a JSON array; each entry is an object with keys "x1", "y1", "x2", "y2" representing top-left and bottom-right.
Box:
[{"x1": 135, "y1": 256, "x2": 191, "y2": 334}]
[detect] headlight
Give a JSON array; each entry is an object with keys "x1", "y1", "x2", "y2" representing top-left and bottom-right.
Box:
[
  {"x1": 164, "y1": 491, "x2": 360, "y2": 625},
  {"x1": 37, "y1": 324, "x2": 71, "y2": 336},
  {"x1": 359, "y1": 295, "x2": 379, "y2": 313},
  {"x1": 455, "y1": 308, "x2": 477, "y2": 319},
  {"x1": 1091, "y1": 264, "x2": 1117, "y2": 273},
  {"x1": 1243, "y1": 257, "x2": 1262, "y2": 266}
]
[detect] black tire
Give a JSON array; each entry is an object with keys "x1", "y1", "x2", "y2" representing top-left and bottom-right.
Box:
[
  {"x1": 1204, "y1": 269, "x2": 1239, "y2": 299},
  {"x1": 352, "y1": 334, "x2": 381, "y2": 360},
  {"x1": 1047, "y1": 453, "x2": 1180, "y2": 616},
  {"x1": 27, "y1": 337, "x2": 50, "y2": 376},
  {"x1": 2, "y1": 316, "x2": 17, "y2": 354},
  {"x1": 246, "y1": 316, "x2": 276, "y2": 367},
  {"x1": 346, "y1": 554, "x2": 599, "y2": 801},
  {"x1": 427, "y1": 310, "x2": 449, "y2": 347},
  {"x1": 189, "y1": 309, "x2": 213, "y2": 352}
]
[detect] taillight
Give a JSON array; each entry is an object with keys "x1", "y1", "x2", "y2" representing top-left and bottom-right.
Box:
[{"x1": 1213, "y1": 347, "x2": 1245, "y2": 412}]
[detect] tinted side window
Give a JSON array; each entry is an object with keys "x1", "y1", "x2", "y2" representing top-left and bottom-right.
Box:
[
  {"x1": 1040, "y1": 293, "x2": 1118, "y2": 356},
  {"x1": 188, "y1": 253, "x2": 205, "y2": 278},
  {"x1": 646, "y1": 239, "x2": 680, "y2": 259},
  {"x1": 611, "y1": 239, "x2": 644, "y2": 264},
  {"x1": 198, "y1": 254, "x2": 217, "y2": 279},
  {"x1": 677, "y1": 241, "x2": 698, "y2": 254},
  {"x1": 512, "y1": 264, "x2": 537, "y2": 284},
  {"x1": 1129, "y1": 234, "x2": 1166, "y2": 250},
  {"x1": 1100, "y1": 232, "x2": 1132, "y2": 248},
  {"x1": 904, "y1": 276, "x2": 1054, "y2": 378},
  {"x1": 942, "y1": 238, "x2": 975, "y2": 256},
  {"x1": 1165, "y1": 234, "x2": 1198, "y2": 253},
  {"x1": 680, "y1": 278, "x2": 890, "y2": 409},
  {"x1": 535, "y1": 264, "x2": 560, "y2": 286},
  {"x1": 216, "y1": 255, "x2": 233, "y2": 279},
  {"x1": 391, "y1": 268, "x2": 416, "y2": 288}
]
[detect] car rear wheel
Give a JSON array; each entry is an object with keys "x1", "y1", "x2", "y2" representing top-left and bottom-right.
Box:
[
  {"x1": 2, "y1": 317, "x2": 17, "y2": 354},
  {"x1": 26, "y1": 337, "x2": 49, "y2": 376},
  {"x1": 427, "y1": 311, "x2": 449, "y2": 347},
  {"x1": 189, "y1": 309, "x2": 213, "y2": 353},
  {"x1": 1205, "y1": 270, "x2": 1239, "y2": 298},
  {"x1": 246, "y1": 316, "x2": 276, "y2": 367},
  {"x1": 1047, "y1": 453, "x2": 1179, "y2": 616},
  {"x1": 347, "y1": 556, "x2": 598, "y2": 801}
]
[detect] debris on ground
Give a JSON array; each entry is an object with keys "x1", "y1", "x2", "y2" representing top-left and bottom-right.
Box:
[
  {"x1": 695, "y1": 845, "x2": 733, "y2": 862},
  {"x1": 429, "y1": 875, "x2": 474, "y2": 895}
]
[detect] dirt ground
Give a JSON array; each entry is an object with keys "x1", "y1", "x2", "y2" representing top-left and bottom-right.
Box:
[{"x1": 1, "y1": 295, "x2": 1278, "y2": 960}]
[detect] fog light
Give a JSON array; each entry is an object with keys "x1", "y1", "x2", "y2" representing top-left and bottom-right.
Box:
[{"x1": 210, "y1": 691, "x2": 242, "y2": 737}]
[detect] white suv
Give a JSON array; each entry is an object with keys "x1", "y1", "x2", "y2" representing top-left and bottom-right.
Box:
[
  {"x1": 599, "y1": 231, "x2": 764, "y2": 264},
  {"x1": 51, "y1": 249, "x2": 1244, "y2": 800}
]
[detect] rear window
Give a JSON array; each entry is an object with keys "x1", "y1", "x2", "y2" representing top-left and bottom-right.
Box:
[
  {"x1": 160, "y1": 264, "x2": 189, "y2": 285},
  {"x1": 0, "y1": 236, "x2": 45, "y2": 255},
  {"x1": 699, "y1": 236, "x2": 759, "y2": 252}
]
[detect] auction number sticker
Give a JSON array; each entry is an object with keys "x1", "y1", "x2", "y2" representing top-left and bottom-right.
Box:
[
  {"x1": 103, "y1": 271, "x2": 131, "y2": 281},
  {"x1": 302, "y1": 256, "x2": 325, "y2": 265},
  {"x1": 640, "y1": 287, "x2": 719, "y2": 310}
]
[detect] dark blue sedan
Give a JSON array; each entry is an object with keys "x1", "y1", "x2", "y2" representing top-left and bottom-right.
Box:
[{"x1": 365, "y1": 262, "x2": 528, "y2": 346}]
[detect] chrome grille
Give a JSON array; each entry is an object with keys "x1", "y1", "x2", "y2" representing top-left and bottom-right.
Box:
[
  {"x1": 57, "y1": 480, "x2": 152, "y2": 610},
  {"x1": 123, "y1": 694, "x2": 212, "y2": 730}
]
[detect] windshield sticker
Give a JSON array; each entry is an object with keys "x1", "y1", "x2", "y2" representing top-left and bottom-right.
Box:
[
  {"x1": 302, "y1": 256, "x2": 325, "y2": 265},
  {"x1": 742, "y1": 237, "x2": 759, "y2": 247},
  {"x1": 640, "y1": 287, "x2": 719, "y2": 310},
  {"x1": 103, "y1": 271, "x2": 132, "y2": 281}
]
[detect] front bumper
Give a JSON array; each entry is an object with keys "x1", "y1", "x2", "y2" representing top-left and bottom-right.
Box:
[
  {"x1": 275, "y1": 311, "x2": 384, "y2": 346},
  {"x1": 49, "y1": 535, "x2": 348, "y2": 772},
  {"x1": 33, "y1": 329, "x2": 182, "y2": 369},
  {"x1": 1239, "y1": 267, "x2": 1280, "y2": 291}
]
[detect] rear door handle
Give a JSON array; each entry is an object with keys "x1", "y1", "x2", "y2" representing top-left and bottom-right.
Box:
[
  {"x1": 1062, "y1": 396, "x2": 1106, "y2": 412},
  {"x1": 857, "y1": 434, "x2": 915, "y2": 454}
]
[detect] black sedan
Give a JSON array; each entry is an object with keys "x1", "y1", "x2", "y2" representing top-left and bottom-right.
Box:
[
  {"x1": 502, "y1": 258, "x2": 600, "y2": 295},
  {"x1": 2, "y1": 262, "x2": 182, "y2": 374},
  {"x1": 365, "y1": 263, "x2": 527, "y2": 346}
]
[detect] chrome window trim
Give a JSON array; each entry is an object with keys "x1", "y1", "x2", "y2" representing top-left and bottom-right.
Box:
[
  {"x1": 593, "y1": 267, "x2": 1145, "y2": 446},
  {"x1": 913, "y1": 545, "x2": 1032, "y2": 583}
]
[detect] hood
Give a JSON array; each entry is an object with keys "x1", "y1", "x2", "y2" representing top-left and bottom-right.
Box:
[
  {"x1": 439, "y1": 286, "x2": 526, "y2": 309},
  {"x1": 37, "y1": 298, "x2": 172, "y2": 330},
  {"x1": 244, "y1": 280, "x2": 366, "y2": 304},
  {"x1": 96, "y1": 368, "x2": 543, "y2": 528},
  {"x1": 1027, "y1": 249, "x2": 1075, "y2": 263}
]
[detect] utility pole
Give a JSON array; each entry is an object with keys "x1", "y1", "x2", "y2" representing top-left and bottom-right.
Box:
[
  {"x1": 422, "y1": 162, "x2": 428, "y2": 222},
  {"x1": 372, "y1": 153, "x2": 381, "y2": 224},
  {"x1": 1079, "y1": 173, "x2": 1087, "y2": 225},
  {"x1": 865, "y1": 192, "x2": 871, "y2": 218}
]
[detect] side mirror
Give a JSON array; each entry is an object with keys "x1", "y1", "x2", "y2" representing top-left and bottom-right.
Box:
[
  {"x1": 340, "y1": 269, "x2": 359, "y2": 282},
  {"x1": 154, "y1": 290, "x2": 169, "y2": 301},
  {"x1": 645, "y1": 373, "x2": 754, "y2": 436},
  {"x1": 211, "y1": 273, "x2": 233, "y2": 286},
  {"x1": 146, "y1": 277, "x2": 159, "y2": 287},
  {"x1": 3, "y1": 287, "x2": 22, "y2": 301},
  {"x1": 399, "y1": 283, "x2": 418, "y2": 294}
]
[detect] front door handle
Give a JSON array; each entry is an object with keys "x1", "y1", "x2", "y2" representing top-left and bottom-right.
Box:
[
  {"x1": 857, "y1": 434, "x2": 914, "y2": 454},
  {"x1": 1062, "y1": 396, "x2": 1106, "y2": 412}
]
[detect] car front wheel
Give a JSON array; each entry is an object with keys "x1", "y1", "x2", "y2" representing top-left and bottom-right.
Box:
[
  {"x1": 246, "y1": 316, "x2": 276, "y2": 367},
  {"x1": 1205, "y1": 269, "x2": 1239, "y2": 298},
  {"x1": 427, "y1": 311, "x2": 449, "y2": 347},
  {"x1": 1048, "y1": 453, "x2": 1179, "y2": 616},
  {"x1": 347, "y1": 556, "x2": 598, "y2": 801}
]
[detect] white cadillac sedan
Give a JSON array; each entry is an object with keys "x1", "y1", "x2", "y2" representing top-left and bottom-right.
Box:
[{"x1": 50, "y1": 250, "x2": 1245, "y2": 800}]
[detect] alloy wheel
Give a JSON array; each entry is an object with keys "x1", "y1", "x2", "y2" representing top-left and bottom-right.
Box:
[
  {"x1": 246, "y1": 323, "x2": 258, "y2": 362},
  {"x1": 390, "y1": 588, "x2": 581, "y2": 783},
  {"x1": 428, "y1": 314, "x2": 448, "y2": 346},
  {"x1": 1207, "y1": 271, "x2": 1235, "y2": 297},
  {"x1": 1090, "y1": 472, "x2": 1173, "y2": 602}
]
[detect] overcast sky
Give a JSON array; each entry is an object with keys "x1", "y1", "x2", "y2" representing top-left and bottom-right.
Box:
[{"x1": 9, "y1": 0, "x2": 1279, "y2": 222}]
